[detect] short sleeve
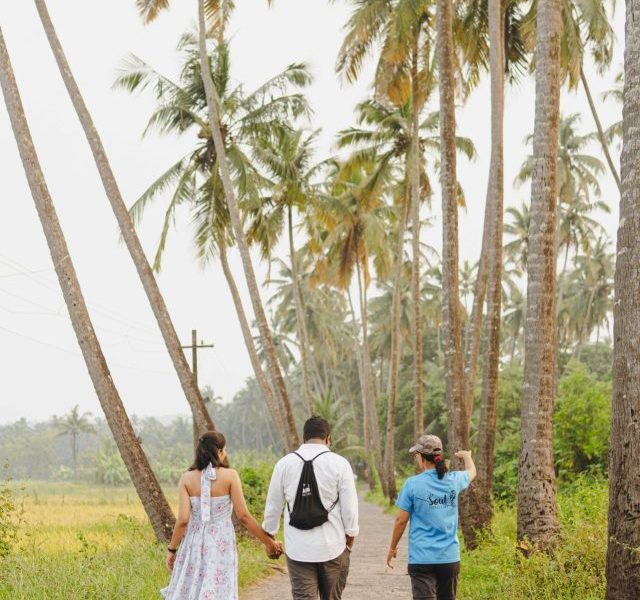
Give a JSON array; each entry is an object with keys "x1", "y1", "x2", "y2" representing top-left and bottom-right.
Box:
[
  {"x1": 396, "y1": 479, "x2": 413, "y2": 513},
  {"x1": 453, "y1": 470, "x2": 471, "y2": 493}
]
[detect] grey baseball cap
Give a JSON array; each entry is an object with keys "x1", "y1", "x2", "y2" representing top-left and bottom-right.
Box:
[{"x1": 409, "y1": 434, "x2": 443, "y2": 455}]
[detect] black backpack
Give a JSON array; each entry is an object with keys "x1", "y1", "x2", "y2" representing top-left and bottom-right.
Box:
[{"x1": 287, "y1": 451, "x2": 339, "y2": 530}]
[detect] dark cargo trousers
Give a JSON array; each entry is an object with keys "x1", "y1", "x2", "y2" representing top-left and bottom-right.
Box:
[{"x1": 286, "y1": 547, "x2": 351, "y2": 600}]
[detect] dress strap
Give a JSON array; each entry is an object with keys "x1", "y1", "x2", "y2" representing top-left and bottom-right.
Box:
[{"x1": 200, "y1": 463, "x2": 217, "y2": 523}]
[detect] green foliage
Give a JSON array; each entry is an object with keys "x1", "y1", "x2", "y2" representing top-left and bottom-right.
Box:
[
  {"x1": 554, "y1": 363, "x2": 611, "y2": 477},
  {"x1": 94, "y1": 444, "x2": 129, "y2": 487},
  {"x1": 0, "y1": 466, "x2": 20, "y2": 558}
]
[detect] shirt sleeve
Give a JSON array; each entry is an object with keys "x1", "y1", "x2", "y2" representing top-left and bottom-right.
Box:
[
  {"x1": 262, "y1": 460, "x2": 285, "y2": 536},
  {"x1": 395, "y1": 479, "x2": 413, "y2": 513},
  {"x1": 338, "y1": 459, "x2": 360, "y2": 537},
  {"x1": 454, "y1": 470, "x2": 471, "y2": 493}
]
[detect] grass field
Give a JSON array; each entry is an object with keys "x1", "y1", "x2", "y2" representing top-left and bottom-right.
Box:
[{"x1": 0, "y1": 482, "x2": 275, "y2": 599}]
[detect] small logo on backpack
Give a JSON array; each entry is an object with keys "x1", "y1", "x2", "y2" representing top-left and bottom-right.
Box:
[{"x1": 302, "y1": 484, "x2": 312, "y2": 497}]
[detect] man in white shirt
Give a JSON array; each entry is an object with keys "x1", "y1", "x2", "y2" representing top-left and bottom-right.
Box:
[{"x1": 262, "y1": 416, "x2": 360, "y2": 600}]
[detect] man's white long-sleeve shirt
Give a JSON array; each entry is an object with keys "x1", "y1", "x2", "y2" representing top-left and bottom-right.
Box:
[{"x1": 262, "y1": 443, "x2": 359, "y2": 563}]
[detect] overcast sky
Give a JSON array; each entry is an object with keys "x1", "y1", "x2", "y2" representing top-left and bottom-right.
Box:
[{"x1": 0, "y1": 1, "x2": 623, "y2": 424}]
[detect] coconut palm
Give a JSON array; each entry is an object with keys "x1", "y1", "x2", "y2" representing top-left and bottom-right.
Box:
[
  {"x1": 0, "y1": 29, "x2": 175, "y2": 542},
  {"x1": 33, "y1": 0, "x2": 215, "y2": 439},
  {"x1": 56, "y1": 405, "x2": 96, "y2": 479},
  {"x1": 606, "y1": 1, "x2": 640, "y2": 592},
  {"x1": 503, "y1": 202, "x2": 531, "y2": 275},
  {"x1": 135, "y1": 0, "x2": 301, "y2": 449},
  {"x1": 115, "y1": 34, "x2": 309, "y2": 449},
  {"x1": 516, "y1": 0, "x2": 562, "y2": 552}
]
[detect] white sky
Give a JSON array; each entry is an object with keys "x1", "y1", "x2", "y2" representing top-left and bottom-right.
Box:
[{"x1": 0, "y1": 1, "x2": 623, "y2": 423}]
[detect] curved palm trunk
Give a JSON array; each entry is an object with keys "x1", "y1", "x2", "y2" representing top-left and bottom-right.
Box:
[
  {"x1": 410, "y1": 47, "x2": 425, "y2": 444},
  {"x1": 0, "y1": 31, "x2": 175, "y2": 542},
  {"x1": 34, "y1": 0, "x2": 215, "y2": 437},
  {"x1": 467, "y1": 0, "x2": 506, "y2": 542},
  {"x1": 384, "y1": 171, "x2": 410, "y2": 503},
  {"x1": 218, "y1": 242, "x2": 290, "y2": 451},
  {"x1": 606, "y1": 3, "x2": 640, "y2": 594},
  {"x1": 288, "y1": 205, "x2": 314, "y2": 416},
  {"x1": 196, "y1": 0, "x2": 299, "y2": 449},
  {"x1": 580, "y1": 68, "x2": 622, "y2": 192},
  {"x1": 355, "y1": 258, "x2": 387, "y2": 496},
  {"x1": 347, "y1": 288, "x2": 374, "y2": 488},
  {"x1": 436, "y1": 0, "x2": 469, "y2": 459},
  {"x1": 516, "y1": 0, "x2": 562, "y2": 553}
]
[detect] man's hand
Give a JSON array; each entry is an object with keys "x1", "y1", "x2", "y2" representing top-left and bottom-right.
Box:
[
  {"x1": 166, "y1": 551, "x2": 176, "y2": 572},
  {"x1": 266, "y1": 539, "x2": 283, "y2": 560},
  {"x1": 346, "y1": 535, "x2": 355, "y2": 550},
  {"x1": 386, "y1": 546, "x2": 397, "y2": 568}
]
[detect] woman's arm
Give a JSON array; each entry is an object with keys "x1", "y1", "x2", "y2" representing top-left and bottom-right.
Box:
[
  {"x1": 166, "y1": 474, "x2": 191, "y2": 571},
  {"x1": 229, "y1": 470, "x2": 282, "y2": 557},
  {"x1": 387, "y1": 509, "x2": 410, "y2": 568},
  {"x1": 454, "y1": 450, "x2": 477, "y2": 481}
]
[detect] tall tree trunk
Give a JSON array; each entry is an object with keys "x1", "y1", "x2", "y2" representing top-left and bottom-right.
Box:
[
  {"x1": 580, "y1": 68, "x2": 622, "y2": 193},
  {"x1": 196, "y1": 0, "x2": 299, "y2": 449},
  {"x1": 384, "y1": 163, "x2": 410, "y2": 504},
  {"x1": 288, "y1": 205, "x2": 314, "y2": 416},
  {"x1": 218, "y1": 241, "x2": 289, "y2": 451},
  {"x1": 436, "y1": 0, "x2": 469, "y2": 459},
  {"x1": 516, "y1": 0, "x2": 561, "y2": 553},
  {"x1": 0, "y1": 29, "x2": 175, "y2": 542},
  {"x1": 355, "y1": 258, "x2": 387, "y2": 496},
  {"x1": 410, "y1": 45, "x2": 425, "y2": 443},
  {"x1": 463, "y1": 202, "x2": 490, "y2": 418},
  {"x1": 34, "y1": 0, "x2": 215, "y2": 437},
  {"x1": 346, "y1": 288, "x2": 374, "y2": 488},
  {"x1": 606, "y1": 3, "x2": 640, "y2": 593},
  {"x1": 469, "y1": 0, "x2": 506, "y2": 539}
]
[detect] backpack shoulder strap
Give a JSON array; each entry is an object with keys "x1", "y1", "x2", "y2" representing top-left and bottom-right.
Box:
[{"x1": 310, "y1": 450, "x2": 332, "y2": 463}]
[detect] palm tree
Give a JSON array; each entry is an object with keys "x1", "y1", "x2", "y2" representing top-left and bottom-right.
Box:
[
  {"x1": 516, "y1": 0, "x2": 562, "y2": 552},
  {"x1": 56, "y1": 405, "x2": 96, "y2": 479},
  {"x1": 0, "y1": 29, "x2": 175, "y2": 542},
  {"x1": 135, "y1": 0, "x2": 301, "y2": 449},
  {"x1": 504, "y1": 201, "x2": 531, "y2": 275},
  {"x1": 33, "y1": 0, "x2": 215, "y2": 439},
  {"x1": 606, "y1": 1, "x2": 640, "y2": 591},
  {"x1": 250, "y1": 128, "x2": 325, "y2": 417},
  {"x1": 115, "y1": 35, "x2": 309, "y2": 450}
]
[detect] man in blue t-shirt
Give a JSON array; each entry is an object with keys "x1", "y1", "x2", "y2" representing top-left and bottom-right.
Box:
[{"x1": 387, "y1": 434, "x2": 476, "y2": 600}]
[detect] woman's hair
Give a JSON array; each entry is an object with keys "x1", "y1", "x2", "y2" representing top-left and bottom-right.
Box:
[
  {"x1": 190, "y1": 431, "x2": 228, "y2": 471},
  {"x1": 420, "y1": 451, "x2": 448, "y2": 479}
]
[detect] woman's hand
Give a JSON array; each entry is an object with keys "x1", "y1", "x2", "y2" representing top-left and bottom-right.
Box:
[
  {"x1": 386, "y1": 546, "x2": 397, "y2": 569},
  {"x1": 454, "y1": 450, "x2": 472, "y2": 460},
  {"x1": 166, "y1": 551, "x2": 176, "y2": 572},
  {"x1": 266, "y1": 538, "x2": 283, "y2": 559}
]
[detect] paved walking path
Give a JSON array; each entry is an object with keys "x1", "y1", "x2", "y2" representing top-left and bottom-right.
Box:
[{"x1": 242, "y1": 494, "x2": 411, "y2": 599}]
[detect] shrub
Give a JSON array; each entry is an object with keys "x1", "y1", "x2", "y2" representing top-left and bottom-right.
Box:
[{"x1": 0, "y1": 465, "x2": 20, "y2": 557}]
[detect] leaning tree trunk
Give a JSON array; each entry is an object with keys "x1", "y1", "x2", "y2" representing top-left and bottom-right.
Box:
[
  {"x1": 384, "y1": 165, "x2": 410, "y2": 503},
  {"x1": 218, "y1": 241, "x2": 290, "y2": 451},
  {"x1": 34, "y1": 0, "x2": 215, "y2": 437},
  {"x1": 580, "y1": 68, "x2": 622, "y2": 192},
  {"x1": 0, "y1": 29, "x2": 175, "y2": 542},
  {"x1": 355, "y1": 257, "x2": 388, "y2": 497},
  {"x1": 436, "y1": 0, "x2": 469, "y2": 460},
  {"x1": 516, "y1": 0, "x2": 562, "y2": 553},
  {"x1": 196, "y1": 0, "x2": 299, "y2": 449},
  {"x1": 606, "y1": 1, "x2": 640, "y2": 589},
  {"x1": 288, "y1": 205, "x2": 314, "y2": 417},
  {"x1": 410, "y1": 45, "x2": 425, "y2": 443},
  {"x1": 469, "y1": 0, "x2": 506, "y2": 542}
]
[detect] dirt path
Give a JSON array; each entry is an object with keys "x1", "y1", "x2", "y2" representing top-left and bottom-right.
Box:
[{"x1": 241, "y1": 495, "x2": 411, "y2": 599}]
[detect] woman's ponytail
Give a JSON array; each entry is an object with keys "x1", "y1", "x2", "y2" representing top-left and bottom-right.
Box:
[
  {"x1": 190, "y1": 431, "x2": 228, "y2": 471},
  {"x1": 422, "y1": 452, "x2": 449, "y2": 479}
]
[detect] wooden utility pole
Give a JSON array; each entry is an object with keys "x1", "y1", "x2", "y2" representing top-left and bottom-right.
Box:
[{"x1": 182, "y1": 330, "x2": 214, "y2": 446}]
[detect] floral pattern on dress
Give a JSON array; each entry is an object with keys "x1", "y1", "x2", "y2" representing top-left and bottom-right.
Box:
[{"x1": 160, "y1": 465, "x2": 238, "y2": 599}]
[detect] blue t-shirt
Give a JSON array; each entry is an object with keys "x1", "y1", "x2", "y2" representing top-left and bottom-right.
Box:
[{"x1": 396, "y1": 469, "x2": 471, "y2": 565}]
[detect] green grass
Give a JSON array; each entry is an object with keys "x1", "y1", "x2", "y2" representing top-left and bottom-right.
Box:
[
  {"x1": 0, "y1": 482, "x2": 274, "y2": 599},
  {"x1": 368, "y1": 477, "x2": 608, "y2": 600}
]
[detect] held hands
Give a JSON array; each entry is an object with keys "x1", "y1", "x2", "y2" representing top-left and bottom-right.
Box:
[
  {"x1": 265, "y1": 538, "x2": 284, "y2": 560},
  {"x1": 386, "y1": 547, "x2": 398, "y2": 569},
  {"x1": 166, "y1": 551, "x2": 176, "y2": 572}
]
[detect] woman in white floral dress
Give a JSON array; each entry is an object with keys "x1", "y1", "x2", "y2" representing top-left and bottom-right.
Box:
[{"x1": 161, "y1": 432, "x2": 282, "y2": 599}]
